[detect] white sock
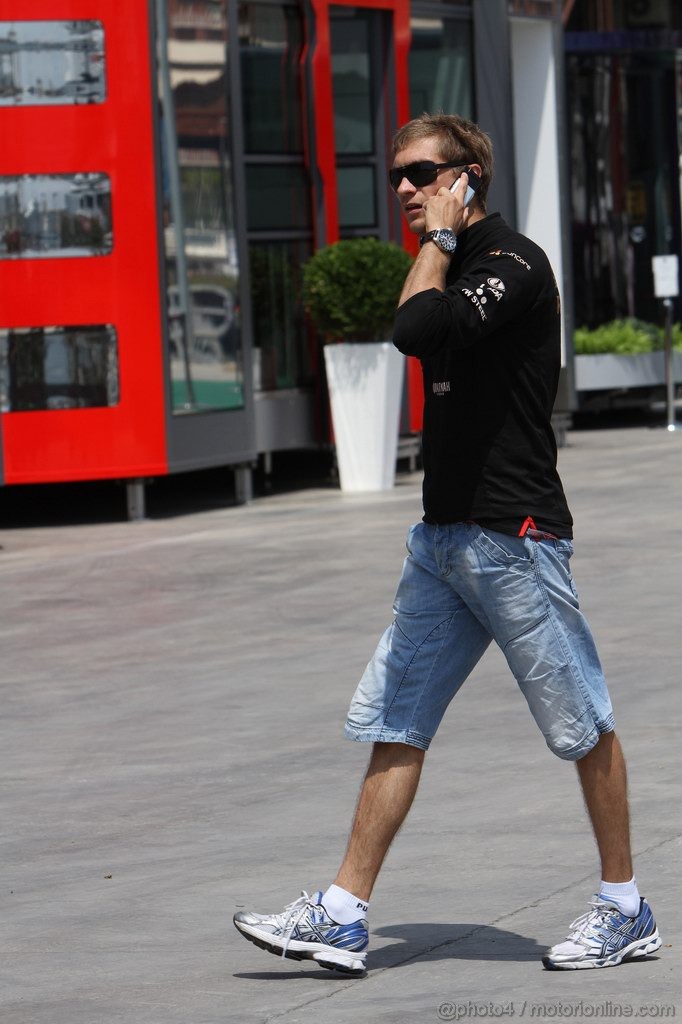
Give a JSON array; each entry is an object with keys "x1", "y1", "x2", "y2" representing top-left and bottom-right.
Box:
[
  {"x1": 321, "y1": 884, "x2": 369, "y2": 924},
  {"x1": 599, "y1": 876, "x2": 640, "y2": 917}
]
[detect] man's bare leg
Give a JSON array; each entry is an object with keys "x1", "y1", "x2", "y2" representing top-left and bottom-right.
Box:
[
  {"x1": 333, "y1": 741, "x2": 425, "y2": 902},
  {"x1": 576, "y1": 731, "x2": 633, "y2": 882},
  {"x1": 544, "y1": 731, "x2": 661, "y2": 969}
]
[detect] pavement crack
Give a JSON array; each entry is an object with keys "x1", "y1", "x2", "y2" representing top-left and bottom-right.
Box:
[{"x1": 262, "y1": 977, "x2": 366, "y2": 1023}]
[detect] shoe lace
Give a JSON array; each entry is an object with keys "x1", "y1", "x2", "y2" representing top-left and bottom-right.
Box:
[
  {"x1": 276, "y1": 891, "x2": 316, "y2": 959},
  {"x1": 565, "y1": 897, "x2": 618, "y2": 945}
]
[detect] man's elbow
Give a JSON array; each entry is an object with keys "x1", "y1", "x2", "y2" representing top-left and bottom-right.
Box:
[
  {"x1": 393, "y1": 316, "x2": 444, "y2": 358},
  {"x1": 393, "y1": 293, "x2": 450, "y2": 357},
  {"x1": 392, "y1": 323, "x2": 421, "y2": 356}
]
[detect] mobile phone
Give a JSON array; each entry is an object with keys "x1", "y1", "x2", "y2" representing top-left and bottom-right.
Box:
[{"x1": 451, "y1": 167, "x2": 481, "y2": 206}]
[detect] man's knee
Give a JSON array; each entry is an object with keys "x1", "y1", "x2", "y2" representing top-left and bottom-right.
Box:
[{"x1": 544, "y1": 727, "x2": 602, "y2": 762}]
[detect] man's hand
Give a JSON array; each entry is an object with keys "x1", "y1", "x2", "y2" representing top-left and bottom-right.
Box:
[
  {"x1": 397, "y1": 173, "x2": 470, "y2": 308},
  {"x1": 423, "y1": 172, "x2": 471, "y2": 235}
]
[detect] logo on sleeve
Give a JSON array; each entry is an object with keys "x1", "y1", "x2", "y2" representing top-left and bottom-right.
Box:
[
  {"x1": 488, "y1": 250, "x2": 531, "y2": 270},
  {"x1": 461, "y1": 287, "x2": 488, "y2": 320},
  {"x1": 472, "y1": 278, "x2": 506, "y2": 304},
  {"x1": 486, "y1": 277, "x2": 506, "y2": 300},
  {"x1": 432, "y1": 380, "x2": 451, "y2": 396}
]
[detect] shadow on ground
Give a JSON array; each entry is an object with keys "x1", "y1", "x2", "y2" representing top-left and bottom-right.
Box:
[{"x1": 370, "y1": 922, "x2": 545, "y2": 965}]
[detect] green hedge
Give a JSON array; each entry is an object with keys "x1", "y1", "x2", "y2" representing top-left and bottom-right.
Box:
[
  {"x1": 302, "y1": 238, "x2": 413, "y2": 343},
  {"x1": 574, "y1": 318, "x2": 682, "y2": 355}
]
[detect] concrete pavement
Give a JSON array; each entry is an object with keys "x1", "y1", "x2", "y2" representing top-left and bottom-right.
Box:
[{"x1": 1, "y1": 424, "x2": 681, "y2": 1023}]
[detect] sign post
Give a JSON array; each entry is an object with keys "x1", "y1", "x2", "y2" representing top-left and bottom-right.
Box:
[{"x1": 652, "y1": 255, "x2": 679, "y2": 432}]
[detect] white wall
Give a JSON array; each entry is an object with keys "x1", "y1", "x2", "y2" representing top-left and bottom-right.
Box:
[{"x1": 510, "y1": 18, "x2": 566, "y2": 363}]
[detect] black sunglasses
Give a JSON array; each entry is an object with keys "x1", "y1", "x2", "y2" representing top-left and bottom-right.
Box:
[{"x1": 388, "y1": 159, "x2": 474, "y2": 191}]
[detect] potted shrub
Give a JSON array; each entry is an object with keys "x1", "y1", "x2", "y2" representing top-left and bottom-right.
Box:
[
  {"x1": 303, "y1": 237, "x2": 413, "y2": 492},
  {"x1": 574, "y1": 318, "x2": 682, "y2": 391}
]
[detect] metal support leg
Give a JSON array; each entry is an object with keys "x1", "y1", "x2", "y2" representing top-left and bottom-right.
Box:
[
  {"x1": 663, "y1": 298, "x2": 677, "y2": 432},
  {"x1": 126, "y1": 479, "x2": 146, "y2": 521},
  {"x1": 234, "y1": 464, "x2": 253, "y2": 505},
  {"x1": 262, "y1": 451, "x2": 274, "y2": 492}
]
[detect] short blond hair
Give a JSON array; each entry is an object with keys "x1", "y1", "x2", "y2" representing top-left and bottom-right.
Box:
[{"x1": 392, "y1": 112, "x2": 494, "y2": 210}]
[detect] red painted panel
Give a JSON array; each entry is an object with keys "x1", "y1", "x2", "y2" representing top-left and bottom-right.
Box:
[
  {"x1": 0, "y1": 0, "x2": 168, "y2": 482},
  {"x1": 308, "y1": 0, "x2": 339, "y2": 244}
]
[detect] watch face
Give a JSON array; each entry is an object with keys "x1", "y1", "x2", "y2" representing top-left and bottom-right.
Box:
[{"x1": 436, "y1": 230, "x2": 457, "y2": 253}]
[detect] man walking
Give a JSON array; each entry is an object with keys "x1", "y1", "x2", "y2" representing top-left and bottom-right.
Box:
[{"x1": 234, "y1": 114, "x2": 660, "y2": 974}]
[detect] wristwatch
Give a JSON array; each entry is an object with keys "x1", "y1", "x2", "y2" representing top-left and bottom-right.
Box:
[{"x1": 419, "y1": 228, "x2": 457, "y2": 254}]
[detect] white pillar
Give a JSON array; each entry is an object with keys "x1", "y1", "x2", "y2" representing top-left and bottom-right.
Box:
[{"x1": 510, "y1": 18, "x2": 566, "y2": 364}]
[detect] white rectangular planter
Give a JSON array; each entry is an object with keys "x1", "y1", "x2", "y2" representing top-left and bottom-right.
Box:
[
  {"x1": 324, "y1": 341, "x2": 405, "y2": 492},
  {"x1": 575, "y1": 352, "x2": 682, "y2": 392}
]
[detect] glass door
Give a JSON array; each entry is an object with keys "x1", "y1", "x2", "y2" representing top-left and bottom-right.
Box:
[{"x1": 567, "y1": 47, "x2": 682, "y2": 327}]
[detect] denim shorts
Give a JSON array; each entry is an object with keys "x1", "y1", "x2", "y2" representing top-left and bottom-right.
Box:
[{"x1": 345, "y1": 522, "x2": 614, "y2": 760}]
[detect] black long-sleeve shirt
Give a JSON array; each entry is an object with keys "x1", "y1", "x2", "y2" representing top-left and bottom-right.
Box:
[{"x1": 393, "y1": 214, "x2": 573, "y2": 537}]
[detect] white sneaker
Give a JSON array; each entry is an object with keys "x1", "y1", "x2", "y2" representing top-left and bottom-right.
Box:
[
  {"x1": 234, "y1": 890, "x2": 368, "y2": 975},
  {"x1": 543, "y1": 896, "x2": 661, "y2": 970}
]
